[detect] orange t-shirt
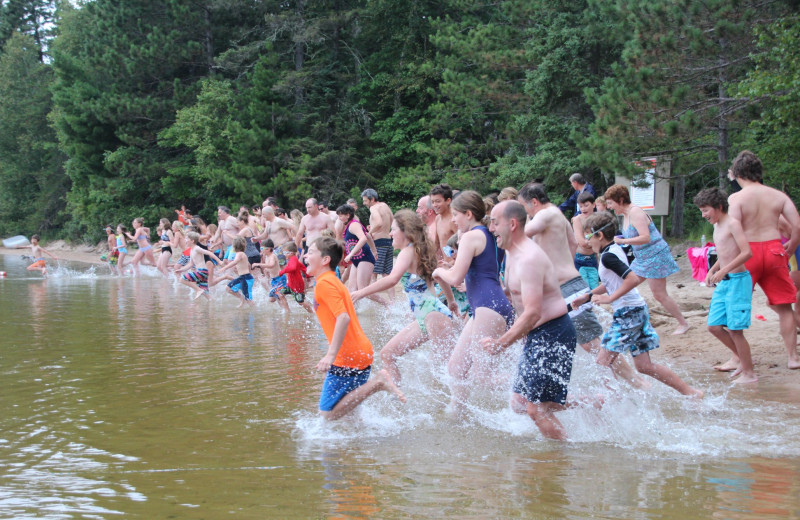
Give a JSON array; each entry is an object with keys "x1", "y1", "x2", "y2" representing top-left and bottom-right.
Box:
[{"x1": 313, "y1": 270, "x2": 373, "y2": 370}]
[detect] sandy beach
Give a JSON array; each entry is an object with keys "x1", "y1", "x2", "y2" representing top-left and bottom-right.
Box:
[{"x1": 2, "y1": 239, "x2": 799, "y2": 391}]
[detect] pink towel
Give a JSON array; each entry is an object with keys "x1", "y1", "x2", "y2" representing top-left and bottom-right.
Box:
[{"x1": 687, "y1": 244, "x2": 714, "y2": 282}]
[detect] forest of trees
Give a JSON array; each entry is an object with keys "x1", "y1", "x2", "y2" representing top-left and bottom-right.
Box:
[{"x1": 0, "y1": 0, "x2": 798, "y2": 242}]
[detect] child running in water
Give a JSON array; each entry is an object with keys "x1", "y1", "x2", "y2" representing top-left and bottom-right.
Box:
[
  {"x1": 577, "y1": 212, "x2": 704, "y2": 398},
  {"x1": 218, "y1": 236, "x2": 255, "y2": 307},
  {"x1": 351, "y1": 210, "x2": 459, "y2": 384},
  {"x1": 176, "y1": 231, "x2": 222, "y2": 299},
  {"x1": 115, "y1": 224, "x2": 129, "y2": 273},
  {"x1": 306, "y1": 236, "x2": 405, "y2": 420},
  {"x1": 126, "y1": 218, "x2": 157, "y2": 276},
  {"x1": 156, "y1": 218, "x2": 174, "y2": 276},
  {"x1": 20, "y1": 235, "x2": 57, "y2": 276},
  {"x1": 432, "y1": 190, "x2": 515, "y2": 417},
  {"x1": 694, "y1": 188, "x2": 756, "y2": 383},
  {"x1": 445, "y1": 233, "x2": 470, "y2": 320},
  {"x1": 276, "y1": 242, "x2": 313, "y2": 313},
  {"x1": 253, "y1": 239, "x2": 290, "y2": 312},
  {"x1": 104, "y1": 226, "x2": 119, "y2": 275}
]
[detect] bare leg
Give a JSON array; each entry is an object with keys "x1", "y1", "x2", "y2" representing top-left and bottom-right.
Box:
[
  {"x1": 380, "y1": 321, "x2": 427, "y2": 384},
  {"x1": 448, "y1": 308, "x2": 507, "y2": 415},
  {"x1": 320, "y1": 369, "x2": 406, "y2": 421},
  {"x1": 648, "y1": 277, "x2": 689, "y2": 334},
  {"x1": 227, "y1": 287, "x2": 246, "y2": 308},
  {"x1": 157, "y1": 251, "x2": 171, "y2": 275},
  {"x1": 130, "y1": 251, "x2": 143, "y2": 276},
  {"x1": 357, "y1": 263, "x2": 387, "y2": 306},
  {"x1": 528, "y1": 401, "x2": 569, "y2": 441},
  {"x1": 425, "y1": 312, "x2": 459, "y2": 365},
  {"x1": 728, "y1": 329, "x2": 757, "y2": 383},
  {"x1": 633, "y1": 352, "x2": 703, "y2": 397},
  {"x1": 273, "y1": 294, "x2": 290, "y2": 312},
  {"x1": 708, "y1": 325, "x2": 741, "y2": 372},
  {"x1": 582, "y1": 338, "x2": 649, "y2": 390},
  {"x1": 790, "y1": 270, "x2": 800, "y2": 331},
  {"x1": 770, "y1": 303, "x2": 800, "y2": 369}
]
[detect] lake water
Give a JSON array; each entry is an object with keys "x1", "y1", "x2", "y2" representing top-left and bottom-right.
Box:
[{"x1": 1, "y1": 255, "x2": 799, "y2": 519}]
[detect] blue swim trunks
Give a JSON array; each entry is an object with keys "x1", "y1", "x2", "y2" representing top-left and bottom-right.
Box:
[
  {"x1": 512, "y1": 314, "x2": 576, "y2": 406},
  {"x1": 601, "y1": 305, "x2": 659, "y2": 356},
  {"x1": 319, "y1": 365, "x2": 371, "y2": 412},
  {"x1": 224, "y1": 246, "x2": 236, "y2": 261},
  {"x1": 707, "y1": 270, "x2": 752, "y2": 331},
  {"x1": 228, "y1": 273, "x2": 255, "y2": 300},
  {"x1": 269, "y1": 274, "x2": 289, "y2": 299}
]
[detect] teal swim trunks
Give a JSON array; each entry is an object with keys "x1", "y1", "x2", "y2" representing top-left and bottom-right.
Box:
[
  {"x1": 707, "y1": 270, "x2": 752, "y2": 331},
  {"x1": 402, "y1": 273, "x2": 452, "y2": 334}
]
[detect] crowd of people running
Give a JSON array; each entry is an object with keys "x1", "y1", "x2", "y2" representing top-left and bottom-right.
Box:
[{"x1": 41, "y1": 149, "x2": 797, "y2": 439}]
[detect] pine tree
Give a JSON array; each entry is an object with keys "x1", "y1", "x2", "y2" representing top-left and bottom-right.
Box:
[
  {"x1": 579, "y1": 0, "x2": 785, "y2": 236},
  {"x1": 0, "y1": 31, "x2": 67, "y2": 235}
]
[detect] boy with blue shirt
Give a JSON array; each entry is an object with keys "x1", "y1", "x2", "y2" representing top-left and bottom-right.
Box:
[{"x1": 694, "y1": 188, "x2": 756, "y2": 383}]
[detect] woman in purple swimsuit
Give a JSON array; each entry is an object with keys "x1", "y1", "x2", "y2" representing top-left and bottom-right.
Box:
[{"x1": 433, "y1": 191, "x2": 515, "y2": 416}]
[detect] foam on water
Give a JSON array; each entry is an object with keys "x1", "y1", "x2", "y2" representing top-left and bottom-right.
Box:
[{"x1": 294, "y1": 303, "x2": 800, "y2": 459}]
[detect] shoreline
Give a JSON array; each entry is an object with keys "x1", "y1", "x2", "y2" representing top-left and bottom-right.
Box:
[
  {"x1": 2, "y1": 240, "x2": 798, "y2": 393},
  {"x1": 0, "y1": 241, "x2": 106, "y2": 266}
]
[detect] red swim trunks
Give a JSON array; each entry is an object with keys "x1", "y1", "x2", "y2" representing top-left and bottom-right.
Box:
[{"x1": 745, "y1": 240, "x2": 796, "y2": 305}]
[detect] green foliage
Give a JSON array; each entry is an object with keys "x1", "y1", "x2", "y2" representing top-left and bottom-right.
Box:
[
  {"x1": 0, "y1": 31, "x2": 67, "y2": 236},
  {"x1": 494, "y1": 0, "x2": 624, "y2": 200},
  {"x1": 1, "y1": 0, "x2": 797, "y2": 242},
  {"x1": 737, "y1": 14, "x2": 800, "y2": 198}
]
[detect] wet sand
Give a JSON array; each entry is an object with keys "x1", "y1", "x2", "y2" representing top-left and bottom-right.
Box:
[{"x1": 2, "y1": 240, "x2": 799, "y2": 391}]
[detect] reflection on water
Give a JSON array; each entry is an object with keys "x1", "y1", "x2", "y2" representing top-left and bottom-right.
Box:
[{"x1": 1, "y1": 255, "x2": 799, "y2": 518}]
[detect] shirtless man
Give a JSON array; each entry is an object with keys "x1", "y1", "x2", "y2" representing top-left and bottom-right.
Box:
[
  {"x1": 213, "y1": 206, "x2": 240, "y2": 262},
  {"x1": 254, "y1": 207, "x2": 295, "y2": 265},
  {"x1": 728, "y1": 150, "x2": 800, "y2": 369},
  {"x1": 481, "y1": 200, "x2": 576, "y2": 440},
  {"x1": 296, "y1": 198, "x2": 335, "y2": 260},
  {"x1": 430, "y1": 184, "x2": 459, "y2": 257},
  {"x1": 318, "y1": 201, "x2": 339, "y2": 224},
  {"x1": 416, "y1": 195, "x2": 438, "y2": 246},
  {"x1": 519, "y1": 183, "x2": 646, "y2": 389},
  {"x1": 362, "y1": 188, "x2": 394, "y2": 278}
]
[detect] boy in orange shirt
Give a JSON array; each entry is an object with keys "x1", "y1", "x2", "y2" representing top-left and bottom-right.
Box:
[{"x1": 306, "y1": 237, "x2": 406, "y2": 420}]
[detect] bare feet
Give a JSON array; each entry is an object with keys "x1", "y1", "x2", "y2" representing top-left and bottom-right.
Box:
[
  {"x1": 671, "y1": 323, "x2": 691, "y2": 335},
  {"x1": 685, "y1": 387, "x2": 704, "y2": 399},
  {"x1": 628, "y1": 374, "x2": 652, "y2": 391},
  {"x1": 789, "y1": 359, "x2": 800, "y2": 370},
  {"x1": 732, "y1": 373, "x2": 758, "y2": 384},
  {"x1": 378, "y1": 369, "x2": 406, "y2": 403},
  {"x1": 713, "y1": 357, "x2": 740, "y2": 372},
  {"x1": 193, "y1": 290, "x2": 208, "y2": 300}
]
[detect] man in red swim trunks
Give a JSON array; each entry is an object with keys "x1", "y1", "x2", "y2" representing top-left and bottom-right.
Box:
[{"x1": 728, "y1": 150, "x2": 800, "y2": 370}]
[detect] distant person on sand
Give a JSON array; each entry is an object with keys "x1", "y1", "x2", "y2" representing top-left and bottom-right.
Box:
[
  {"x1": 19, "y1": 235, "x2": 57, "y2": 276},
  {"x1": 306, "y1": 236, "x2": 406, "y2": 420},
  {"x1": 727, "y1": 150, "x2": 800, "y2": 370},
  {"x1": 694, "y1": 188, "x2": 756, "y2": 383}
]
